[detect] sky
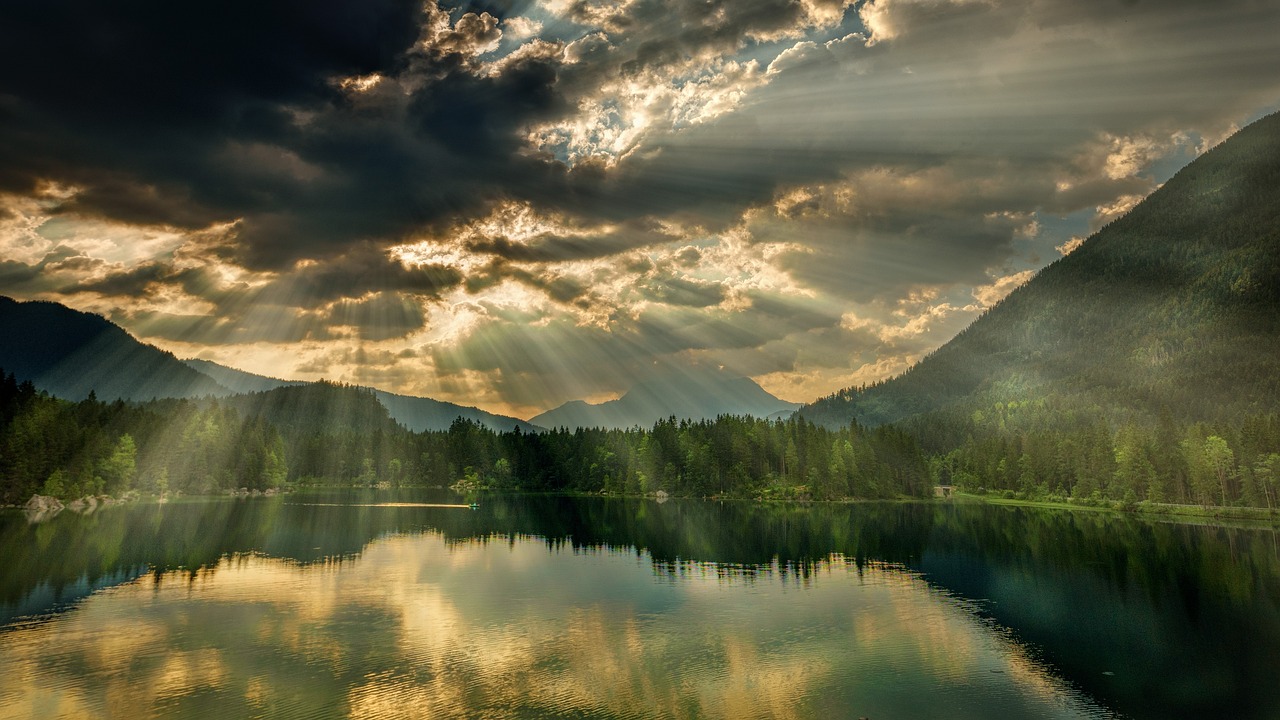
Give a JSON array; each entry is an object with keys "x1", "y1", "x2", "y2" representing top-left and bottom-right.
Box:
[{"x1": 2, "y1": 0, "x2": 1279, "y2": 419}]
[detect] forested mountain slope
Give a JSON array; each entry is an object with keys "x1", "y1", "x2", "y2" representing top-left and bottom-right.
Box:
[
  {"x1": 801, "y1": 111, "x2": 1280, "y2": 429},
  {"x1": 371, "y1": 389, "x2": 542, "y2": 434}
]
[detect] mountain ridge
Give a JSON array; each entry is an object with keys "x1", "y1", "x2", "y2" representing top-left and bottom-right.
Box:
[
  {"x1": 0, "y1": 297, "x2": 230, "y2": 401},
  {"x1": 531, "y1": 367, "x2": 801, "y2": 430},
  {"x1": 800, "y1": 111, "x2": 1280, "y2": 429},
  {"x1": 0, "y1": 296, "x2": 539, "y2": 433},
  {"x1": 182, "y1": 358, "x2": 541, "y2": 433}
]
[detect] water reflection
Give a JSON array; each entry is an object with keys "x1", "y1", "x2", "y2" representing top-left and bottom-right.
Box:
[
  {"x1": 2, "y1": 492, "x2": 1280, "y2": 719},
  {"x1": 0, "y1": 533, "x2": 1111, "y2": 720}
]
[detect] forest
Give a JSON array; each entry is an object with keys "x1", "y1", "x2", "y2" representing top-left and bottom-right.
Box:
[
  {"x1": 0, "y1": 372, "x2": 930, "y2": 504},
  {"x1": 3, "y1": 369, "x2": 1279, "y2": 512},
  {"x1": 908, "y1": 393, "x2": 1280, "y2": 509}
]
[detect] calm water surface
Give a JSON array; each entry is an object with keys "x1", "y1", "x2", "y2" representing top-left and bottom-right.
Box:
[{"x1": 2, "y1": 491, "x2": 1278, "y2": 719}]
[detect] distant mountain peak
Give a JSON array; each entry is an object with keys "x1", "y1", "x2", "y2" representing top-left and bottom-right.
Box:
[{"x1": 531, "y1": 365, "x2": 800, "y2": 430}]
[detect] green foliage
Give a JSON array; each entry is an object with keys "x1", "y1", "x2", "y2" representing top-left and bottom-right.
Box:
[
  {"x1": 98, "y1": 434, "x2": 137, "y2": 494},
  {"x1": 42, "y1": 469, "x2": 68, "y2": 498},
  {"x1": 1255, "y1": 453, "x2": 1280, "y2": 509},
  {"x1": 0, "y1": 369, "x2": 293, "y2": 501},
  {"x1": 4, "y1": 361, "x2": 1275, "y2": 510},
  {"x1": 900, "y1": 392, "x2": 1280, "y2": 508},
  {"x1": 0, "y1": 369, "x2": 931, "y2": 503}
]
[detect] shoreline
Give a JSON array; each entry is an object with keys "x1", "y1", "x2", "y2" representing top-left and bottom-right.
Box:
[
  {"x1": 10, "y1": 485, "x2": 1280, "y2": 529},
  {"x1": 949, "y1": 491, "x2": 1280, "y2": 526}
]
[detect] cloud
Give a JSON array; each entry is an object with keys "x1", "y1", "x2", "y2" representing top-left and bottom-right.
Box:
[
  {"x1": 4, "y1": 0, "x2": 1278, "y2": 257},
  {"x1": 1055, "y1": 236, "x2": 1085, "y2": 256},
  {"x1": 972, "y1": 269, "x2": 1035, "y2": 309},
  {"x1": 327, "y1": 293, "x2": 427, "y2": 341},
  {"x1": 112, "y1": 307, "x2": 332, "y2": 345},
  {"x1": 1, "y1": 0, "x2": 1278, "y2": 413},
  {"x1": 0, "y1": 1, "x2": 575, "y2": 271},
  {"x1": 637, "y1": 274, "x2": 727, "y2": 307}
]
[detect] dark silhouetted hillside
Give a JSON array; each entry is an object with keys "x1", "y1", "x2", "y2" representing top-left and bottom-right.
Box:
[{"x1": 0, "y1": 297, "x2": 228, "y2": 401}]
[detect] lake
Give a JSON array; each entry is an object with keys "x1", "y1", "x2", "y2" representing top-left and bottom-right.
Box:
[{"x1": 2, "y1": 491, "x2": 1278, "y2": 719}]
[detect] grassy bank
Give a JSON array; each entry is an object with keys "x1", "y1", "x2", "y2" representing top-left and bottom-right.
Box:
[{"x1": 952, "y1": 490, "x2": 1280, "y2": 525}]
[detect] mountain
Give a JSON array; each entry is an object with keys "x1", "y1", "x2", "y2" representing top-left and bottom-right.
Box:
[
  {"x1": 369, "y1": 389, "x2": 540, "y2": 434},
  {"x1": 0, "y1": 296, "x2": 540, "y2": 433},
  {"x1": 800, "y1": 111, "x2": 1280, "y2": 429},
  {"x1": 182, "y1": 358, "x2": 539, "y2": 433},
  {"x1": 531, "y1": 366, "x2": 802, "y2": 429},
  {"x1": 184, "y1": 358, "x2": 305, "y2": 394},
  {"x1": 0, "y1": 296, "x2": 229, "y2": 401}
]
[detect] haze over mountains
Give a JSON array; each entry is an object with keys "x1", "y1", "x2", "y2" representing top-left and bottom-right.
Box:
[
  {"x1": 183, "y1": 358, "x2": 541, "y2": 433},
  {"x1": 0, "y1": 297, "x2": 229, "y2": 401},
  {"x1": 530, "y1": 366, "x2": 801, "y2": 430},
  {"x1": 0, "y1": 298, "x2": 537, "y2": 433},
  {"x1": 0, "y1": 296, "x2": 793, "y2": 432},
  {"x1": 801, "y1": 111, "x2": 1280, "y2": 430}
]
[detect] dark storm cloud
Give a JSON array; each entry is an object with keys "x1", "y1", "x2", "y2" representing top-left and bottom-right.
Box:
[
  {"x1": 189, "y1": 43, "x2": 574, "y2": 269},
  {"x1": 65, "y1": 261, "x2": 171, "y2": 297},
  {"x1": 95, "y1": 260, "x2": 439, "y2": 345},
  {"x1": 752, "y1": 167, "x2": 1041, "y2": 303},
  {"x1": 0, "y1": 259, "x2": 47, "y2": 293},
  {"x1": 280, "y1": 245, "x2": 464, "y2": 304},
  {"x1": 4, "y1": 0, "x2": 1279, "y2": 277},
  {"x1": 581, "y1": 0, "x2": 1280, "y2": 227},
  {"x1": 460, "y1": 216, "x2": 673, "y2": 267},
  {"x1": 454, "y1": 260, "x2": 592, "y2": 303},
  {"x1": 58, "y1": 242, "x2": 462, "y2": 311},
  {"x1": 0, "y1": 0, "x2": 577, "y2": 270},
  {"x1": 0, "y1": 0, "x2": 861, "y2": 278},
  {"x1": 0, "y1": 0, "x2": 421, "y2": 212}
]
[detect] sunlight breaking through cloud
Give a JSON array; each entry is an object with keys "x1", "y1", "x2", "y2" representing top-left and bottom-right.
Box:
[{"x1": 1, "y1": 0, "x2": 1278, "y2": 414}]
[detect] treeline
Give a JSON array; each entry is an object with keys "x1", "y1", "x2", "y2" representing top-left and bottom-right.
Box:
[
  {"x1": 0, "y1": 370, "x2": 286, "y2": 503},
  {"x1": 7, "y1": 369, "x2": 1279, "y2": 510},
  {"x1": 909, "y1": 394, "x2": 1280, "y2": 508},
  {"x1": 406, "y1": 415, "x2": 929, "y2": 501},
  {"x1": 0, "y1": 374, "x2": 931, "y2": 504}
]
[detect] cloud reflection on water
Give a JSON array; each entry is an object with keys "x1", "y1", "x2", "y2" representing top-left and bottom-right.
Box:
[{"x1": 0, "y1": 532, "x2": 1113, "y2": 719}]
